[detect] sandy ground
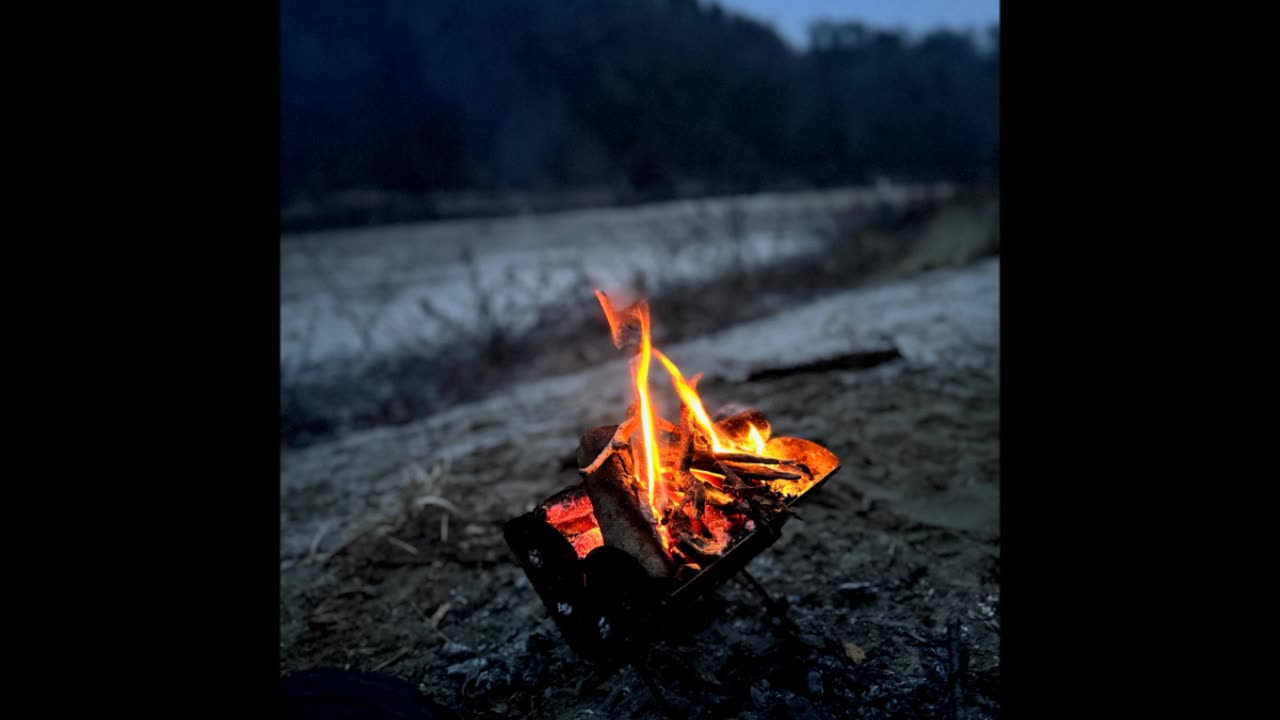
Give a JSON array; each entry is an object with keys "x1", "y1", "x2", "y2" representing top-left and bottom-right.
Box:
[{"x1": 280, "y1": 257, "x2": 999, "y2": 719}]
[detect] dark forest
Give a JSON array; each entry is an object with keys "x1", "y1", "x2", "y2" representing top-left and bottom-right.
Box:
[{"x1": 281, "y1": 0, "x2": 998, "y2": 230}]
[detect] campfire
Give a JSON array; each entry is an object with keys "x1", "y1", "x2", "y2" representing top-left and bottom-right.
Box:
[{"x1": 505, "y1": 291, "x2": 840, "y2": 663}]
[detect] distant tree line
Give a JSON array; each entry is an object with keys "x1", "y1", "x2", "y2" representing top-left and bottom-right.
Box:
[{"x1": 281, "y1": 0, "x2": 999, "y2": 228}]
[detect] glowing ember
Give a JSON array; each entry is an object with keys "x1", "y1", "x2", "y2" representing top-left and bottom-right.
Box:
[
  {"x1": 544, "y1": 491, "x2": 595, "y2": 527},
  {"x1": 570, "y1": 527, "x2": 604, "y2": 557}
]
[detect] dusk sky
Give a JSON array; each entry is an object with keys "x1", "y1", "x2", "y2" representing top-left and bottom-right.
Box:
[{"x1": 721, "y1": 0, "x2": 1000, "y2": 48}]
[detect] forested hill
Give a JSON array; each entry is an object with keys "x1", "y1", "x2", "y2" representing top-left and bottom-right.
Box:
[{"x1": 281, "y1": 0, "x2": 999, "y2": 229}]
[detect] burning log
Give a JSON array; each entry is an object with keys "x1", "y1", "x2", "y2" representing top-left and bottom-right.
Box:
[
  {"x1": 718, "y1": 464, "x2": 805, "y2": 481},
  {"x1": 710, "y1": 458, "x2": 749, "y2": 490},
  {"x1": 674, "y1": 532, "x2": 722, "y2": 566},
  {"x1": 714, "y1": 407, "x2": 772, "y2": 446},
  {"x1": 578, "y1": 425, "x2": 673, "y2": 579},
  {"x1": 687, "y1": 455, "x2": 803, "y2": 481},
  {"x1": 676, "y1": 405, "x2": 697, "y2": 472},
  {"x1": 578, "y1": 416, "x2": 637, "y2": 476},
  {"x1": 666, "y1": 507, "x2": 722, "y2": 566},
  {"x1": 762, "y1": 437, "x2": 840, "y2": 481},
  {"x1": 667, "y1": 405, "x2": 709, "y2": 519},
  {"x1": 669, "y1": 469, "x2": 705, "y2": 519},
  {"x1": 702, "y1": 485, "x2": 752, "y2": 514},
  {"x1": 710, "y1": 453, "x2": 794, "y2": 466}
]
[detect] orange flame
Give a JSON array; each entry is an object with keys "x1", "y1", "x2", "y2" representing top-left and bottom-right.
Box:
[
  {"x1": 654, "y1": 350, "x2": 772, "y2": 457},
  {"x1": 594, "y1": 291, "x2": 663, "y2": 519},
  {"x1": 653, "y1": 349, "x2": 733, "y2": 454},
  {"x1": 594, "y1": 290, "x2": 796, "y2": 560},
  {"x1": 634, "y1": 309, "x2": 660, "y2": 516}
]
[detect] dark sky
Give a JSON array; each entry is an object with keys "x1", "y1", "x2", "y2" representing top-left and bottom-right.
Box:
[{"x1": 722, "y1": 0, "x2": 1000, "y2": 48}]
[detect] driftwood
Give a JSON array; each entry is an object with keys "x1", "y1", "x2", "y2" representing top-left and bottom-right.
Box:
[{"x1": 745, "y1": 346, "x2": 903, "y2": 381}]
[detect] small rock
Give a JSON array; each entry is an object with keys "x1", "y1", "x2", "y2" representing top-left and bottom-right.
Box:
[
  {"x1": 844, "y1": 641, "x2": 867, "y2": 665},
  {"x1": 445, "y1": 657, "x2": 488, "y2": 679},
  {"x1": 782, "y1": 691, "x2": 821, "y2": 720},
  {"x1": 525, "y1": 632, "x2": 553, "y2": 653},
  {"x1": 806, "y1": 669, "x2": 824, "y2": 697},
  {"x1": 838, "y1": 581, "x2": 877, "y2": 605},
  {"x1": 927, "y1": 659, "x2": 948, "y2": 685},
  {"x1": 796, "y1": 632, "x2": 826, "y2": 649},
  {"x1": 440, "y1": 641, "x2": 473, "y2": 660},
  {"x1": 750, "y1": 683, "x2": 771, "y2": 709}
]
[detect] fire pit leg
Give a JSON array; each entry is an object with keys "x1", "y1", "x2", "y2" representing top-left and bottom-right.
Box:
[
  {"x1": 632, "y1": 655, "x2": 679, "y2": 720},
  {"x1": 576, "y1": 665, "x2": 616, "y2": 700},
  {"x1": 574, "y1": 648, "x2": 678, "y2": 718},
  {"x1": 737, "y1": 568, "x2": 801, "y2": 634}
]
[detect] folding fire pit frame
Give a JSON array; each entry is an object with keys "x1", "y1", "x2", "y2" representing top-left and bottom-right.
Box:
[{"x1": 503, "y1": 454, "x2": 840, "y2": 672}]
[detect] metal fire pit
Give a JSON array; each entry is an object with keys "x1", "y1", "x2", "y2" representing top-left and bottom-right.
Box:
[{"x1": 504, "y1": 455, "x2": 839, "y2": 665}]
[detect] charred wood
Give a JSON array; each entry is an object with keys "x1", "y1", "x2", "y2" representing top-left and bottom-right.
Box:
[{"x1": 578, "y1": 425, "x2": 672, "y2": 578}]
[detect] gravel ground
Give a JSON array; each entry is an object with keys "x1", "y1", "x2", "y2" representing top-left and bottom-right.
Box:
[{"x1": 280, "y1": 258, "x2": 1000, "y2": 719}]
